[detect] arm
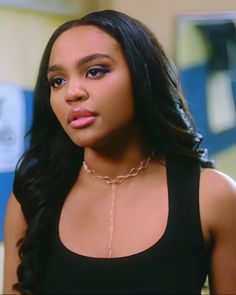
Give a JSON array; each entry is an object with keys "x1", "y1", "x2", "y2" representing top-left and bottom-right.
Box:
[
  {"x1": 3, "y1": 193, "x2": 27, "y2": 295},
  {"x1": 200, "y1": 169, "x2": 236, "y2": 294}
]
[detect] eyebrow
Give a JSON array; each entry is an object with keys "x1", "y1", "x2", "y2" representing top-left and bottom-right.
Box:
[{"x1": 47, "y1": 53, "x2": 113, "y2": 73}]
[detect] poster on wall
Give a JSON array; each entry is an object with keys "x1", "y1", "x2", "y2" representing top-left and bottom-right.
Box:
[{"x1": 0, "y1": 83, "x2": 25, "y2": 172}]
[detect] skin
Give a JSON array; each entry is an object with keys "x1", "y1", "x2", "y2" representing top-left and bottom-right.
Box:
[
  {"x1": 3, "y1": 25, "x2": 236, "y2": 294},
  {"x1": 48, "y1": 26, "x2": 139, "y2": 153}
]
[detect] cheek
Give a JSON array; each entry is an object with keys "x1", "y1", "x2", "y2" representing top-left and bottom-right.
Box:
[
  {"x1": 99, "y1": 86, "x2": 134, "y2": 130},
  {"x1": 112, "y1": 79, "x2": 134, "y2": 117},
  {"x1": 102, "y1": 74, "x2": 134, "y2": 112}
]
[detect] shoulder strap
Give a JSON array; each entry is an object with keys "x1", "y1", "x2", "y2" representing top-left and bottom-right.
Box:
[{"x1": 166, "y1": 155, "x2": 203, "y2": 244}]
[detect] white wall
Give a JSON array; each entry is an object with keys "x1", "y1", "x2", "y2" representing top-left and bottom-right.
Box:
[
  {"x1": 0, "y1": 7, "x2": 73, "y2": 89},
  {"x1": 99, "y1": 0, "x2": 236, "y2": 58}
]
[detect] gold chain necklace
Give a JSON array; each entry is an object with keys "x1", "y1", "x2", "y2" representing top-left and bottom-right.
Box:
[{"x1": 83, "y1": 157, "x2": 151, "y2": 258}]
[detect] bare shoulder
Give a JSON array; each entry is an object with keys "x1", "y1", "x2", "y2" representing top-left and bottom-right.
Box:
[
  {"x1": 200, "y1": 170, "x2": 236, "y2": 293},
  {"x1": 4, "y1": 192, "x2": 27, "y2": 253},
  {"x1": 6, "y1": 191, "x2": 22, "y2": 210},
  {"x1": 199, "y1": 168, "x2": 236, "y2": 237},
  {"x1": 4, "y1": 193, "x2": 26, "y2": 294},
  {"x1": 5, "y1": 192, "x2": 26, "y2": 230},
  {"x1": 200, "y1": 168, "x2": 236, "y2": 202}
]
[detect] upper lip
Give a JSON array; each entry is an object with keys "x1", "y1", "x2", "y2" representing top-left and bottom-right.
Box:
[{"x1": 68, "y1": 108, "x2": 97, "y2": 123}]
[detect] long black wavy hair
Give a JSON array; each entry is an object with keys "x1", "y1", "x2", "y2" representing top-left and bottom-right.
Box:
[{"x1": 13, "y1": 9, "x2": 214, "y2": 294}]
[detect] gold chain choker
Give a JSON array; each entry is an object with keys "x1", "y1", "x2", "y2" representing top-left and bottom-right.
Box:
[{"x1": 82, "y1": 157, "x2": 151, "y2": 257}]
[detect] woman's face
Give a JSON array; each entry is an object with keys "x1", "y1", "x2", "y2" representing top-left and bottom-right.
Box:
[{"x1": 48, "y1": 25, "x2": 137, "y2": 149}]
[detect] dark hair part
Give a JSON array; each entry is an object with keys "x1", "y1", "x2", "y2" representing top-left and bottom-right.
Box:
[{"x1": 13, "y1": 9, "x2": 214, "y2": 294}]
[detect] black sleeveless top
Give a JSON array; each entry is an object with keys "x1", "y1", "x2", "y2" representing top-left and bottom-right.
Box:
[{"x1": 35, "y1": 156, "x2": 209, "y2": 294}]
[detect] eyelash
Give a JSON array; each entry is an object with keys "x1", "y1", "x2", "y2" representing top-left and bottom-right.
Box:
[
  {"x1": 49, "y1": 77, "x2": 66, "y2": 89},
  {"x1": 86, "y1": 67, "x2": 110, "y2": 78},
  {"x1": 49, "y1": 67, "x2": 110, "y2": 89}
]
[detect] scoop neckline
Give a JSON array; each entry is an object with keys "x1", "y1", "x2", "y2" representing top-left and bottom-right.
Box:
[{"x1": 55, "y1": 160, "x2": 172, "y2": 261}]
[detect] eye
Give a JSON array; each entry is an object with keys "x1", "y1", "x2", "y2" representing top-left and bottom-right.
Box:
[
  {"x1": 49, "y1": 77, "x2": 66, "y2": 89},
  {"x1": 86, "y1": 67, "x2": 110, "y2": 79}
]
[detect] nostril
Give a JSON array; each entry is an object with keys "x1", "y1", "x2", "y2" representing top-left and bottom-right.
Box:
[{"x1": 66, "y1": 87, "x2": 89, "y2": 103}]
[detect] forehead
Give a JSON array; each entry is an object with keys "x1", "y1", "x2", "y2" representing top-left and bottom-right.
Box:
[{"x1": 50, "y1": 25, "x2": 121, "y2": 61}]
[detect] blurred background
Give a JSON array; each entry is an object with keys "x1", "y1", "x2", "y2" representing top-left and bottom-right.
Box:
[{"x1": 0, "y1": 0, "x2": 236, "y2": 292}]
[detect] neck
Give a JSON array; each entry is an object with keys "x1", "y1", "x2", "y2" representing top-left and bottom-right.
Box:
[
  {"x1": 83, "y1": 156, "x2": 151, "y2": 185},
  {"x1": 81, "y1": 147, "x2": 152, "y2": 258},
  {"x1": 82, "y1": 146, "x2": 151, "y2": 180},
  {"x1": 81, "y1": 123, "x2": 152, "y2": 178}
]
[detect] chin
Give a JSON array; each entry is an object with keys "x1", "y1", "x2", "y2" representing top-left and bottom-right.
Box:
[
  {"x1": 78, "y1": 137, "x2": 119, "y2": 151},
  {"x1": 71, "y1": 135, "x2": 105, "y2": 149},
  {"x1": 69, "y1": 126, "x2": 134, "y2": 150}
]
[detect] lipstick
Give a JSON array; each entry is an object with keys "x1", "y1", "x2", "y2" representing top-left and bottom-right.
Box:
[{"x1": 68, "y1": 108, "x2": 97, "y2": 128}]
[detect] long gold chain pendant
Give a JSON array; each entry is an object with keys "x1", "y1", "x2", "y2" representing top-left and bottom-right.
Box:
[{"x1": 108, "y1": 182, "x2": 116, "y2": 258}]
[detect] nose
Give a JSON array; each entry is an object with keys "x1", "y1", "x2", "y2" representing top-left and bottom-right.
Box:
[{"x1": 65, "y1": 79, "x2": 89, "y2": 104}]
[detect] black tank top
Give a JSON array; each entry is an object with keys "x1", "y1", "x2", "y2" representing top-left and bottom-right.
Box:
[{"x1": 37, "y1": 156, "x2": 209, "y2": 294}]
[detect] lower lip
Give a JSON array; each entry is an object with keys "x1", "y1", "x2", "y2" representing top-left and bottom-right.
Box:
[{"x1": 70, "y1": 116, "x2": 96, "y2": 128}]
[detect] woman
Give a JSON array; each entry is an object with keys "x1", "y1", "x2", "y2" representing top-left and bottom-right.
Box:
[{"x1": 4, "y1": 9, "x2": 236, "y2": 294}]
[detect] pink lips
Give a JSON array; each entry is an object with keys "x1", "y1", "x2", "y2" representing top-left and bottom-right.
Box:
[{"x1": 68, "y1": 108, "x2": 97, "y2": 128}]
